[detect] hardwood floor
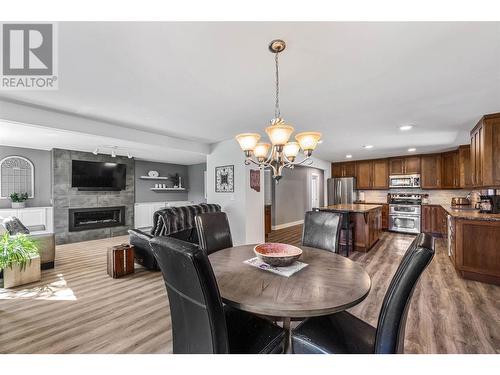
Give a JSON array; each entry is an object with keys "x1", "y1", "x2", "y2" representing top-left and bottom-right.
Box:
[
  {"x1": 0, "y1": 228, "x2": 498, "y2": 353},
  {"x1": 268, "y1": 226, "x2": 500, "y2": 354}
]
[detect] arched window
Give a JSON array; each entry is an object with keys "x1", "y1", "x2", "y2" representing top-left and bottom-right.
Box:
[{"x1": 0, "y1": 156, "x2": 35, "y2": 199}]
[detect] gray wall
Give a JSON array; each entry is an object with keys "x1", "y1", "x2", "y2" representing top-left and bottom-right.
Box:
[
  {"x1": 135, "y1": 160, "x2": 189, "y2": 202},
  {"x1": 187, "y1": 163, "x2": 206, "y2": 204},
  {"x1": 52, "y1": 148, "x2": 135, "y2": 244},
  {"x1": 272, "y1": 166, "x2": 324, "y2": 226},
  {"x1": 0, "y1": 145, "x2": 52, "y2": 208}
]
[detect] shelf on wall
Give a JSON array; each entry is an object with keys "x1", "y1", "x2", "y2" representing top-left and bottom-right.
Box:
[
  {"x1": 151, "y1": 188, "x2": 188, "y2": 192},
  {"x1": 140, "y1": 176, "x2": 169, "y2": 180}
]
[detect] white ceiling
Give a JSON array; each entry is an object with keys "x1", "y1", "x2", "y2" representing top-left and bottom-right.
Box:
[{"x1": 1, "y1": 22, "x2": 499, "y2": 163}]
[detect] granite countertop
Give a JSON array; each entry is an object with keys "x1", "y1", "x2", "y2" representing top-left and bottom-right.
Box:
[
  {"x1": 441, "y1": 205, "x2": 500, "y2": 222},
  {"x1": 320, "y1": 204, "x2": 383, "y2": 213}
]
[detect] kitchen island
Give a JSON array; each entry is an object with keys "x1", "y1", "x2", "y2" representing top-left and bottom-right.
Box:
[
  {"x1": 320, "y1": 204, "x2": 383, "y2": 252},
  {"x1": 443, "y1": 205, "x2": 500, "y2": 285}
]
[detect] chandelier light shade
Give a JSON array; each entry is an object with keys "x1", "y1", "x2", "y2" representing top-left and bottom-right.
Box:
[
  {"x1": 295, "y1": 132, "x2": 322, "y2": 154},
  {"x1": 283, "y1": 142, "x2": 301, "y2": 160},
  {"x1": 265, "y1": 118, "x2": 295, "y2": 146},
  {"x1": 254, "y1": 143, "x2": 272, "y2": 159},
  {"x1": 235, "y1": 133, "x2": 261, "y2": 152},
  {"x1": 235, "y1": 39, "x2": 322, "y2": 181}
]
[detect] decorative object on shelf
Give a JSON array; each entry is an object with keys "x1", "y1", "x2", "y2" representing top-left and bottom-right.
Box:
[
  {"x1": 148, "y1": 170, "x2": 159, "y2": 178},
  {"x1": 0, "y1": 156, "x2": 34, "y2": 199},
  {"x1": 9, "y1": 192, "x2": 29, "y2": 209},
  {"x1": 250, "y1": 169, "x2": 260, "y2": 192},
  {"x1": 253, "y1": 242, "x2": 303, "y2": 267},
  {"x1": 235, "y1": 39, "x2": 322, "y2": 181},
  {"x1": 215, "y1": 165, "x2": 234, "y2": 193},
  {"x1": 0, "y1": 233, "x2": 41, "y2": 288}
]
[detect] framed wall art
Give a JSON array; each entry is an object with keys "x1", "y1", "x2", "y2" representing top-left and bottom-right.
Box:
[{"x1": 215, "y1": 165, "x2": 234, "y2": 193}]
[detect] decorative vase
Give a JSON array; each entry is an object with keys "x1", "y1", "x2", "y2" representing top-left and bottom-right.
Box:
[{"x1": 11, "y1": 202, "x2": 26, "y2": 209}]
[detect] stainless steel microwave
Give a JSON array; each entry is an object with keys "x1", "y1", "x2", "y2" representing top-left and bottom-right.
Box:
[{"x1": 389, "y1": 174, "x2": 421, "y2": 188}]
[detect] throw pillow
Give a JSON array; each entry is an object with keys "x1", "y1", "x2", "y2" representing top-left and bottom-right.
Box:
[{"x1": 2, "y1": 216, "x2": 30, "y2": 235}]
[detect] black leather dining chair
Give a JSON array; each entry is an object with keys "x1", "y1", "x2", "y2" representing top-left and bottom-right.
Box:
[
  {"x1": 292, "y1": 233, "x2": 435, "y2": 354},
  {"x1": 302, "y1": 210, "x2": 342, "y2": 254},
  {"x1": 149, "y1": 236, "x2": 285, "y2": 354},
  {"x1": 195, "y1": 212, "x2": 233, "y2": 255}
]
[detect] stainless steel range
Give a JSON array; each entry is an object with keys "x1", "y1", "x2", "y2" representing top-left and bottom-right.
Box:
[{"x1": 389, "y1": 193, "x2": 422, "y2": 234}]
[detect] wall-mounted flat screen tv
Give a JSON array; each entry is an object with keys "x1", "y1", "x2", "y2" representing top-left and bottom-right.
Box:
[{"x1": 72, "y1": 160, "x2": 127, "y2": 191}]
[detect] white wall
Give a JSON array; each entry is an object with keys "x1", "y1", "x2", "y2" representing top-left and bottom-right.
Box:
[{"x1": 207, "y1": 139, "x2": 264, "y2": 246}]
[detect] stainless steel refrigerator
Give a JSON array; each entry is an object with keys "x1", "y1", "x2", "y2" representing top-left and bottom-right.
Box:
[{"x1": 327, "y1": 177, "x2": 357, "y2": 205}]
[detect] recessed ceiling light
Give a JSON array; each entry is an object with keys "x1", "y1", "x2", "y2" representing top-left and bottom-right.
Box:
[
  {"x1": 363, "y1": 145, "x2": 374, "y2": 149},
  {"x1": 408, "y1": 148, "x2": 416, "y2": 152},
  {"x1": 346, "y1": 154, "x2": 352, "y2": 159},
  {"x1": 400, "y1": 125, "x2": 413, "y2": 131}
]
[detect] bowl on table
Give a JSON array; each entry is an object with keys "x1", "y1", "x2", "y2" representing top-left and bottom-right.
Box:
[{"x1": 253, "y1": 243, "x2": 303, "y2": 267}]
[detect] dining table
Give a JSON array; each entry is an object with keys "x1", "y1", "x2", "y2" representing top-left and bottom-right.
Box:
[{"x1": 209, "y1": 244, "x2": 372, "y2": 353}]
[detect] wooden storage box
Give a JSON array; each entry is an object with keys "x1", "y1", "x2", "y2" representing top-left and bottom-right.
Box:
[{"x1": 107, "y1": 244, "x2": 135, "y2": 278}]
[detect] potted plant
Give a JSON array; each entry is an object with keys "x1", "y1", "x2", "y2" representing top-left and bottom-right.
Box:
[
  {"x1": 0, "y1": 233, "x2": 41, "y2": 288},
  {"x1": 9, "y1": 192, "x2": 29, "y2": 209}
]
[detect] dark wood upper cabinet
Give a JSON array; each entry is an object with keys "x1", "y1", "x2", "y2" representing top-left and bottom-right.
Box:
[
  {"x1": 372, "y1": 159, "x2": 389, "y2": 189},
  {"x1": 332, "y1": 163, "x2": 343, "y2": 178},
  {"x1": 441, "y1": 150, "x2": 460, "y2": 189},
  {"x1": 421, "y1": 154, "x2": 442, "y2": 189},
  {"x1": 405, "y1": 156, "x2": 421, "y2": 174},
  {"x1": 389, "y1": 158, "x2": 405, "y2": 175},
  {"x1": 470, "y1": 113, "x2": 500, "y2": 188},
  {"x1": 458, "y1": 145, "x2": 472, "y2": 188},
  {"x1": 331, "y1": 162, "x2": 356, "y2": 178},
  {"x1": 356, "y1": 160, "x2": 372, "y2": 189},
  {"x1": 389, "y1": 156, "x2": 421, "y2": 175}
]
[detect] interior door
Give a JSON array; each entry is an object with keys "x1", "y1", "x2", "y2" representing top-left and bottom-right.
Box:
[{"x1": 311, "y1": 174, "x2": 320, "y2": 209}]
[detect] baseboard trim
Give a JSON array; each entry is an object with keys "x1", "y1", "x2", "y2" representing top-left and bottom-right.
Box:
[{"x1": 272, "y1": 220, "x2": 304, "y2": 231}]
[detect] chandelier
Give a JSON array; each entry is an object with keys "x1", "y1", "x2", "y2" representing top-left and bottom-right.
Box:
[{"x1": 235, "y1": 39, "x2": 322, "y2": 181}]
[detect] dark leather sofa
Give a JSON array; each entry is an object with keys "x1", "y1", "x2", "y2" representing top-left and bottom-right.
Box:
[{"x1": 128, "y1": 203, "x2": 221, "y2": 270}]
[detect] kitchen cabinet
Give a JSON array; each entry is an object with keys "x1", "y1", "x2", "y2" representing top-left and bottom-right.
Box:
[
  {"x1": 389, "y1": 156, "x2": 421, "y2": 175},
  {"x1": 421, "y1": 154, "x2": 442, "y2": 189},
  {"x1": 355, "y1": 159, "x2": 388, "y2": 190},
  {"x1": 356, "y1": 160, "x2": 372, "y2": 189},
  {"x1": 331, "y1": 162, "x2": 356, "y2": 178},
  {"x1": 441, "y1": 150, "x2": 460, "y2": 189},
  {"x1": 421, "y1": 205, "x2": 447, "y2": 236},
  {"x1": 381, "y1": 203, "x2": 389, "y2": 230},
  {"x1": 458, "y1": 145, "x2": 472, "y2": 188},
  {"x1": 372, "y1": 159, "x2": 389, "y2": 189},
  {"x1": 447, "y1": 210, "x2": 500, "y2": 285},
  {"x1": 321, "y1": 205, "x2": 382, "y2": 252},
  {"x1": 470, "y1": 113, "x2": 500, "y2": 188}
]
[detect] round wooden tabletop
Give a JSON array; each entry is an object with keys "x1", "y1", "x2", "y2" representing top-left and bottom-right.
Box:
[{"x1": 209, "y1": 244, "x2": 371, "y2": 318}]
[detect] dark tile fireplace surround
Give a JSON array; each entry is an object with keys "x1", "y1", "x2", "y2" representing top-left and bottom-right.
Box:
[{"x1": 52, "y1": 149, "x2": 134, "y2": 245}]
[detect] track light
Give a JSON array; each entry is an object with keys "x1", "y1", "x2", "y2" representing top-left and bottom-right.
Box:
[
  {"x1": 93, "y1": 148, "x2": 99, "y2": 155},
  {"x1": 111, "y1": 150, "x2": 116, "y2": 158},
  {"x1": 127, "y1": 152, "x2": 132, "y2": 159}
]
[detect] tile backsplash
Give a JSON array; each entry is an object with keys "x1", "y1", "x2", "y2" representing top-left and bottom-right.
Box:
[{"x1": 358, "y1": 189, "x2": 475, "y2": 205}]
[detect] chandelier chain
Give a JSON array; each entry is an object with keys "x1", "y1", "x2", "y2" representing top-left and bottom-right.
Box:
[{"x1": 275, "y1": 51, "x2": 280, "y2": 119}]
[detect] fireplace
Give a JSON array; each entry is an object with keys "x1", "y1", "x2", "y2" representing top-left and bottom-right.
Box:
[{"x1": 69, "y1": 206, "x2": 125, "y2": 232}]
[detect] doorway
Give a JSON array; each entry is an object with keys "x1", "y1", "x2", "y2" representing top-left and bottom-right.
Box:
[{"x1": 311, "y1": 173, "x2": 320, "y2": 210}]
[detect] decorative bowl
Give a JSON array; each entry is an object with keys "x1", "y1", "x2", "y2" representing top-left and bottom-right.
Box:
[
  {"x1": 253, "y1": 243, "x2": 303, "y2": 267},
  {"x1": 148, "y1": 170, "x2": 159, "y2": 177}
]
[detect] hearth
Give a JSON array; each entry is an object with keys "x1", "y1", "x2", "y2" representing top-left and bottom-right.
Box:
[{"x1": 69, "y1": 206, "x2": 125, "y2": 232}]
